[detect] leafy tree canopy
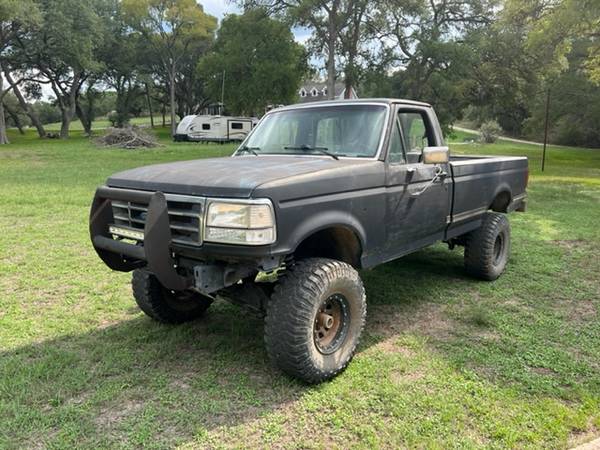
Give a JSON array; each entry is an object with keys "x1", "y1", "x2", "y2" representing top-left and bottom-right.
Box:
[
  {"x1": 199, "y1": 9, "x2": 308, "y2": 116},
  {"x1": 122, "y1": 0, "x2": 217, "y2": 134}
]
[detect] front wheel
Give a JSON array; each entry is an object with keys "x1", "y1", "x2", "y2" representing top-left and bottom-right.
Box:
[
  {"x1": 264, "y1": 258, "x2": 366, "y2": 383},
  {"x1": 464, "y1": 212, "x2": 511, "y2": 280},
  {"x1": 132, "y1": 269, "x2": 212, "y2": 323}
]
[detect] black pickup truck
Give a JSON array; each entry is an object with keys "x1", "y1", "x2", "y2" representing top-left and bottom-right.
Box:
[{"x1": 90, "y1": 99, "x2": 528, "y2": 383}]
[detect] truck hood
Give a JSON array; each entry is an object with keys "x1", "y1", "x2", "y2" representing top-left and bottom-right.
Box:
[{"x1": 107, "y1": 155, "x2": 375, "y2": 198}]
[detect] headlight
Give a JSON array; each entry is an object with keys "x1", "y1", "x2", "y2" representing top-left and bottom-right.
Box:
[{"x1": 204, "y1": 200, "x2": 276, "y2": 245}]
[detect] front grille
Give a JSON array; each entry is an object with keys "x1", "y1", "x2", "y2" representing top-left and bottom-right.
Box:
[{"x1": 110, "y1": 194, "x2": 205, "y2": 246}]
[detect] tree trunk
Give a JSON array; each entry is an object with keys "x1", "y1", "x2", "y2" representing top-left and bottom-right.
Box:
[
  {"x1": 162, "y1": 104, "x2": 166, "y2": 127},
  {"x1": 169, "y1": 68, "x2": 176, "y2": 136},
  {"x1": 3, "y1": 69, "x2": 46, "y2": 138},
  {"x1": 4, "y1": 102, "x2": 25, "y2": 134},
  {"x1": 60, "y1": 107, "x2": 72, "y2": 139},
  {"x1": 343, "y1": 2, "x2": 364, "y2": 100},
  {"x1": 0, "y1": 76, "x2": 9, "y2": 144},
  {"x1": 327, "y1": 19, "x2": 337, "y2": 100},
  {"x1": 115, "y1": 85, "x2": 128, "y2": 128},
  {"x1": 327, "y1": 31, "x2": 335, "y2": 100},
  {"x1": 60, "y1": 72, "x2": 84, "y2": 139},
  {"x1": 75, "y1": 101, "x2": 92, "y2": 135},
  {"x1": 344, "y1": 65, "x2": 354, "y2": 99},
  {"x1": 0, "y1": 108, "x2": 9, "y2": 144},
  {"x1": 145, "y1": 83, "x2": 154, "y2": 128}
]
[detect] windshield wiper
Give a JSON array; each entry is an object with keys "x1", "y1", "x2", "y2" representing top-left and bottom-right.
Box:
[
  {"x1": 237, "y1": 145, "x2": 260, "y2": 156},
  {"x1": 284, "y1": 144, "x2": 339, "y2": 160}
]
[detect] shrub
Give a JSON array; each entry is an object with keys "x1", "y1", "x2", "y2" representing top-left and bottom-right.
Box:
[
  {"x1": 107, "y1": 110, "x2": 130, "y2": 128},
  {"x1": 479, "y1": 120, "x2": 502, "y2": 143},
  {"x1": 107, "y1": 111, "x2": 119, "y2": 127}
]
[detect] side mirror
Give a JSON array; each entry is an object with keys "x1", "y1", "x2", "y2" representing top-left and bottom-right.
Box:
[{"x1": 423, "y1": 146, "x2": 449, "y2": 164}]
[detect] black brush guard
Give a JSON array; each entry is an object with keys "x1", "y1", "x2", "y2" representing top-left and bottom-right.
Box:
[{"x1": 89, "y1": 186, "x2": 190, "y2": 291}]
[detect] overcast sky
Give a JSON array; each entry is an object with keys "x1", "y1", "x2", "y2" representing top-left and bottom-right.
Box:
[{"x1": 201, "y1": 0, "x2": 238, "y2": 19}]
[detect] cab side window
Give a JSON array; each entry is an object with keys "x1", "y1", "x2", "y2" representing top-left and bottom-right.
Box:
[
  {"x1": 388, "y1": 119, "x2": 406, "y2": 164},
  {"x1": 398, "y1": 111, "x2": 432, "y2": 163}
]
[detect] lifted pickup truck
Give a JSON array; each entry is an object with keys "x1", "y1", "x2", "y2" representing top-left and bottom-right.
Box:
[{"x1": 90, "y1": 99, "x2": 528, "y2": 383}]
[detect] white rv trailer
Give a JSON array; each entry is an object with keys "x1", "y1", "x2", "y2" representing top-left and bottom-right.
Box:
[{"x1": 174, "y1": 115, "x2": 258, "y2": 142}]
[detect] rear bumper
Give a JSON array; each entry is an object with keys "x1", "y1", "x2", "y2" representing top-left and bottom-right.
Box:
[
  {"x1": 508, "y1": 192, "x2": 527, "y2": 212},
  {"x1": 89, "y1": 186, "x2": 190, "y2": 290}
]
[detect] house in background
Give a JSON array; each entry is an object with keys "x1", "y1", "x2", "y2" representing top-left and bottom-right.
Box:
[{"x1": 297, "y1": 81, "x2": 358, "y2": 103}]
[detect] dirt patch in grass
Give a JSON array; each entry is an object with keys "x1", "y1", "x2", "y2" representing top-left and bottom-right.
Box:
[
  {"x1": 568, "y1": 424, "x2": 599, "y2": 448},
  {"x1": 473, "y1": 329, "x2": 501, "y2": 342},
  {"x1": 369, "y1": 302, "x2": 456, "y2": 342},
  {"x1": 376, "y1": 337, "x2": 416, "y2": 357},
  {"x1": 564, "y1": 299, "x2": 597, "y2": 323},
  {"x1": 528, "y1": 366, "x2": 557, "y2": 376},
  {"x1": 551, "y1": 239, "x2": 587, "y2": 251},
  {"x1": 94, "y1": 399, "x2": 145, "y2": 428},
  {"x1": 66, "y1": 390, "x2": 93, "y2": 407},
  {"x1": 390, "y1": 369, "x2": 425, "y2": 384}
]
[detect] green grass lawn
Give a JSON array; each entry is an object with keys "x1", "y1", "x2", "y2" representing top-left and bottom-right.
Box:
[
  {"x1": 0, "y1": 127, "x2": 599, "y2": 449},
  {"x1": 41, "y1": 116, "x2": 159, "y2": 131}
]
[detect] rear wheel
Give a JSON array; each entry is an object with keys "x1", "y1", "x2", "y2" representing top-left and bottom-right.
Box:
[
  {"x1": 264, "y1": 258, "x2": 366, "y2": 383},
  {"x1": 132, "y1": 269, "x2": 212, "y2": 323},
  {"x1": 464, "y1": 212, "x2": 511, "y2": 280}
]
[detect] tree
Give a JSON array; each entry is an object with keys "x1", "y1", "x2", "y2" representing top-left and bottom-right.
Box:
[
  {"x1": 123, "y1": 0, "x2": 217, "y2": 136},
  {"x1": 99, "y1": 1, "x2": 149, "y2": 128},
  {"x1": 504, "y1": 0, "x2": 600, "y2": 83},
  {"x1": 335, "y1": 0, "x2": 375, "y2": 97},
  {"x1": 242, "y1": 0, "x2": 362, "y2": 99},
  {"x1": 12, "y1": 0, "x2": 107, "y2": 138},
  {"x1": 367, "y1": 0, "x2": 495, "y2": 131},
  {"x1": 2, "y1": 92, "x2": 31, "y2": 133},
  {"x1": 2, "y1": 66, "x2": 47, "y2": 138},
  {"x1": 174, "y1": 38, "x2": 213, "y2": 118},
  {"x1": 75, "y1": 81, "x2": 104, "y2": 135},
  {"x1": 199, "y1": 10, "x2": 307, "y2": 116},
  {"x1": 453, "y1": 17, "x2": 540, "y2": 135},
  {"x1": 0, "y1": 0, "x2": 41, "y2": 143},
  {"x1": 102, "y1": 32, "x2": 145, "y2": 127},
  {"x1": 522, "y1": 40, "x2": 600, "y2": 147}
]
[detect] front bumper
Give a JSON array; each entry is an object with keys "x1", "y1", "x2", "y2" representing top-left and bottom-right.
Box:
[
  {"x1": 89, "y1": 186, "x2": 190, "y2": 291},
  {"x1": 90, "y1": 186, "x2": 284, "y2": 294}
]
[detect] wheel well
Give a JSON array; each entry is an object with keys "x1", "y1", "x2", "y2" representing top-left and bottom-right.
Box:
[
  {"x1": 490, "y1": 191, "x2": 511, "y2": 213},
  {"x1": 294, "y1": 226, "x2": 363, "y2": 269}
]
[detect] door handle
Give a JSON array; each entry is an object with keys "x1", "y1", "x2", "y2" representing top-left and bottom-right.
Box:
[{"x1": 410, "y1": 166, "x2": 445, "y2": 197}]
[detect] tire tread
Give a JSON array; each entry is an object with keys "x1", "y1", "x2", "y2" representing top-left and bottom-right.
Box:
[
  {"x1": 132, "y1": 269, "x2": 211, "y2": 324},
  {"x1": 264, "y1": 258, "x2": 366, "y2": 383},
  {"x1": 464, "y1": 212, "x2": 510, "y2": 280}
]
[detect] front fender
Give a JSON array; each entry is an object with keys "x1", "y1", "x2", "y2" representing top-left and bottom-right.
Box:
[{"x1": 285, "y1": 209, "x2": 367, "y2": 254}]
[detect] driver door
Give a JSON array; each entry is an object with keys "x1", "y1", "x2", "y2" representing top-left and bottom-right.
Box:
[{"x1": 384, "y1": 108, "x2": 452, "y2": 257}]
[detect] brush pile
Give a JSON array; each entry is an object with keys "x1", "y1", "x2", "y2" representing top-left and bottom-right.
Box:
[{"x1": 96, "y1": 126, "x2": 162, "y2": 149}]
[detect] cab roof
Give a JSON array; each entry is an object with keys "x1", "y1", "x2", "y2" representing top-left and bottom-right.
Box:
[{"x1": 272, "y1": 98, "x2": 432, "y2": 113}]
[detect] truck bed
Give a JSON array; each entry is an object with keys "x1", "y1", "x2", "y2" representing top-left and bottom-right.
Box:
[{"x1": 446, "y1": 154, "x2": 528, "y2": 238}]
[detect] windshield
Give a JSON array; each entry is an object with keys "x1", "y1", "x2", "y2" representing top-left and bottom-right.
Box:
[{"x1": 237, "y1": 104, "x2": 388, "y2": 158}]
